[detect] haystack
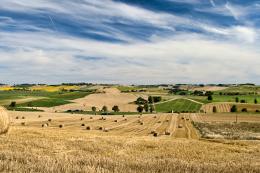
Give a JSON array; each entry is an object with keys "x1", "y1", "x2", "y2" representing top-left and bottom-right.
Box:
[{"x1": 0, "y1": 106, "x2": 10, "y2": 135}]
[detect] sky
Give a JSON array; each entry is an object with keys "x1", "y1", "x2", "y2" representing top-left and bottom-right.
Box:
[{"x1": 0, "y1": 0, "x2": 260, "y2": 84}]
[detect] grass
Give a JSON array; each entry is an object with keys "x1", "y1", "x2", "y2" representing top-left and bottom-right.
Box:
[
  {"x1": 0, "y1": 126, "x2": 259, "y2": 173},
  {"x1": 6, "y1": 107, "x2": 44, "y2": 112},
  {"x1": 155, "y1": 99, "x2": 202, "y2": 113},
  {"x1": 188, "y1": 95, "x2": 260, "y2": 104},
  {"x1": 193, "y1": 122, "x2": 260, "y2": 140},
  {"x1": 0, "y1": 90, "x2": 94, "y2": 107}
]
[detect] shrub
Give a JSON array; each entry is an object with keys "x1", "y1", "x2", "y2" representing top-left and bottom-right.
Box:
[
  {"x1": 137, "y1": 105, "x2": 144, "y2": 113},
  {"x1": 241, "y1": 108, "x2": 248, "y2": 112},
  {"x1": 230, "y1": 105, "x2": 237, "y2": 112},
  {"x1": 213, "y1": 106, "x2": 217, "y2": 113}
]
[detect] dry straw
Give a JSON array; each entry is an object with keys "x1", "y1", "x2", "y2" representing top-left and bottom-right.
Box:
[{"x1": 0, "y1": 106, "x2": 10, "y2": 135}]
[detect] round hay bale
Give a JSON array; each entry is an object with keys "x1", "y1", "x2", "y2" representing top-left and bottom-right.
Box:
[
  {"x1": 22, "y1": 116, "x2": 25, "y2": 119},
  {"x1": 122, "y1": 115, "x2": 125, "y2": 117},
  {"x1": 153, "y1": 132, "x2": 159, "y2": 137},
  {"x1": 21, "y1": 122, "x2": 26, "y2": 126},
  {"x1": 165, "y1": 131, "x2": 171, "y2": 135},
  {"x1": 0, "y1": 107, "x2": 10, "y2": 134},
  {"x1": 90, "y1": 116, "x2": 93, "y2": 119},
  {"x1": 59, "y1": 124, "x2": 64, "y2": 128},
  {"x1": 140, "y1": 122, "x2": 144, "y2": 125},
  {"x1": 42, "y1": 123, "x2": 48, "y2": 128},
  {"x1": 124, "y1": 118, "x2": 127, "y2": 121},
  {"x1": 153, "y1": 116, "x2": 157, "y2": 119},
  {"x1": 165, "y1": 119, "x2": 169, "y2": 122},
  {"x1": 98, "y1": 126, "x2": 103, "y2": 130},
  {"x1": 38, "y1": 115, "x2": 42, "y2": 118},
  {"x1": 157, "y1": 121, "x2": 161, "y2": 123},
  {"x1": 114, "y1": 120, "x2": 118, "y2": 122},
  {"x1": 15, "y1": 116, "x2": 19, "y2": 119},
  {"x1": 86, "y1": 126, "x2": 91, "y2": 130},
  {"x1": 80, "y1": 117, "x2": 84, "y2": 121},
  {"x1": 103, "y1": 128, "x2": 109, "y2": 132},
  {"x1": 48, "y1": 119, "x2": 52, "y2": 122},
  {"x1": 81, "y1": 123, "x2": 85, "y2": 127}
]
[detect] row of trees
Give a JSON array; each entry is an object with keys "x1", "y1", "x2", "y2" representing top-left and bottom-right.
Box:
[{"x1": 91, "y1": 105, "x2": 120, "y2": 113}]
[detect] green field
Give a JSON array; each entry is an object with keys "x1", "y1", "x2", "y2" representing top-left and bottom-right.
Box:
[
  {"x1": 0, "y1": 90, "x2": 94, "y2": 108},
  {"x1": 155, "y1": 99, "x2": 202, "y2": 113},
  {"x1": 188, "y1": 95, "x2": 260, "y2": 104}
]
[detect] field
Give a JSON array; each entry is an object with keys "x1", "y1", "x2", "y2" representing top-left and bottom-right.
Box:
[
  {"x1": 155, "y1": 99, "x2": 202, "y2": 113},
  {"x1": 0, "y1": 111, "x2": 259, "y2": 172},
  {"x1": 0, "y1": 90, "x2": 94, "y2": 108},
  {"x1": 51, "y1": 88, "x2": 142, "y2": 112},
  {"x1": 1, "y1": 85, "x2": 260, "y2": 172},
  {"x1": 191, "y1": 113, "x2": 260, "y2": 140},
  {"x1": 201, "y1": 103, "x2": 231, "y2": 113}
]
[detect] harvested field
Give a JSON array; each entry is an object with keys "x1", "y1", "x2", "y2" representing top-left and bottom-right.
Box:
[
  {"x1": 201, "y1": 103, "x2": 231, "y2": 113},
  {"x1": 193, "y1": 121, "x2": 260, "y2": 140},
  {"x1": 1, "y1": 111, "x2": 260, "y2": 173},
  {"x1": 51, "y1": 88, "x2": 141, "y2": 112}
]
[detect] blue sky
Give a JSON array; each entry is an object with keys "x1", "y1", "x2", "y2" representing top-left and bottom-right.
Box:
[{"x1": 0, "y1": 0, "x2": 260, "y2": 84}]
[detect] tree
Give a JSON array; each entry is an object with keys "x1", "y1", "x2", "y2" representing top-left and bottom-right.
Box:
[
  {"x1": 207, "y1": 95, "x2": 213, "y2": 101},
  {"x1": 135, "y1": 97, "x2": 147, "y2": 105},
  {"x1": 148, "y1": 96, "x2": 154, "y2": 104},
  {"x1": 102, "y1": 106, "x2": 108, "y2": 113},
  {"x1": 254, "y1": 98, "x2": 258, "y2": 104},
  {"x1": 235, "y1": 97, "x2": 239, "y2": 103},
  {"x1": 9, "y1": 101, "x2": 16, "y2": 107},
  {"x1": 137, "y1": 105, "x2": 143, "y2": 113},
  {"x1": 213, "y1": 106, "x2": 217, "y2": 113},
  {"x1": 144, "y1": 103, "x2": 149, "y2": 112},
  {"x1": 112, "y1": 105, "x2": 120, "y2": 112},
  {"x1": 149, "y1": 105, "x2": 155, "y2": 113},
  {"x1": 230, "y1": 105, "x2": 237, "y2": 112},
  {"x1": 91, "y1": 106, "x2": 97, "y2": 112},
  {"x1": 240, "y1": 99, "x2": 246, "y2": 103}
]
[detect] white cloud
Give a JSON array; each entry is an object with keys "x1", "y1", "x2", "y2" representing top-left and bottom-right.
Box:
[{"x1": 0, "y1": 0, "x2": 260, "y2": 84}]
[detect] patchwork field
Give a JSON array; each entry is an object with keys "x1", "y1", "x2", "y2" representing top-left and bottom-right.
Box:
[{"x1": 50, "y1": 88, "x2": 142, "y2": 112}]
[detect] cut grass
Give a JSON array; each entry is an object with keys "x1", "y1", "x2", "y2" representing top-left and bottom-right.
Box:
[{"x1": 155, "y1": 99, "x2": 202, "y2": 113}]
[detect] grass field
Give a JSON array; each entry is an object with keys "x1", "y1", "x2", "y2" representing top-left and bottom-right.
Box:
[
  {"x1": 155, "y1": 99, "x2": 202, "y2": 113},
  {"x1": 188, "y1": 95, "x2": 260, "y2": 104},
  {"x1": 0, "y1": 90, "x2": 94, "y2": 108}
]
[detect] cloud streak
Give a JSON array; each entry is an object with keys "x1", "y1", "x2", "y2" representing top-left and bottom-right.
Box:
[{"x1": 0, "y1": 0, "x2": 260, "y2": 84}]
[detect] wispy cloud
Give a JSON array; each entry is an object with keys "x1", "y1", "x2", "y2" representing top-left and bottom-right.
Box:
[{"x1": 0, "y1": 0, "x2": 260, "y2": 84}]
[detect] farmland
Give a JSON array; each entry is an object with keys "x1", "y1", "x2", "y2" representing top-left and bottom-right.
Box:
[
  {"x1": 1, "y1": 84, "x2": 260, "y2": 173},
  {"x1": 155, "y1": 99, "x2": 202, "y2": 113},
  {"x1": 0, "y1": 111, "x2": 259, "y2": 173}
]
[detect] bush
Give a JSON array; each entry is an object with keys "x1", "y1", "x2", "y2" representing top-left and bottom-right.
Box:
[
  {"x1": 240, "y1": 100, "x2": 246, "y2": 103},
  {"x1": 213, "y1": 106, "x2": 217, "y2": 113},
  {"x1": 112, "y1": 105, "x2": 120, "y2": 112},
  {"x1": 230, "y1": 105, "x2": 237, "y2": 112},
  {"x1": 241, "y1": 108, "x2": 248, "y2": 112},
  {"x1": 207, "y1": 95, "x2": 213, "y2": 101},
  {"x1": 137, "y1": 105, "x2": 143, "y2": 113},
  {"x1": 9, "y1": 101, "x2": 16, "y2": 107}
]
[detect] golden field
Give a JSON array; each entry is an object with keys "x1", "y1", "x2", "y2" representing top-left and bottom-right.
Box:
[{"x1": 0, "y1": 111, "x2": 259, "y2": 173}]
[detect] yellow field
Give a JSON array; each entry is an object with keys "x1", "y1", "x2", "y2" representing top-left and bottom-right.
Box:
[
  {"x1": 0, "y1": 85, "x2": 15, "y2": 91},
  {"x1": 1, "y1": 111, "x2": 259, "y2": 173},
  {"x1": 30, "y1": 85, "x2": 81, "y2": 92}
]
